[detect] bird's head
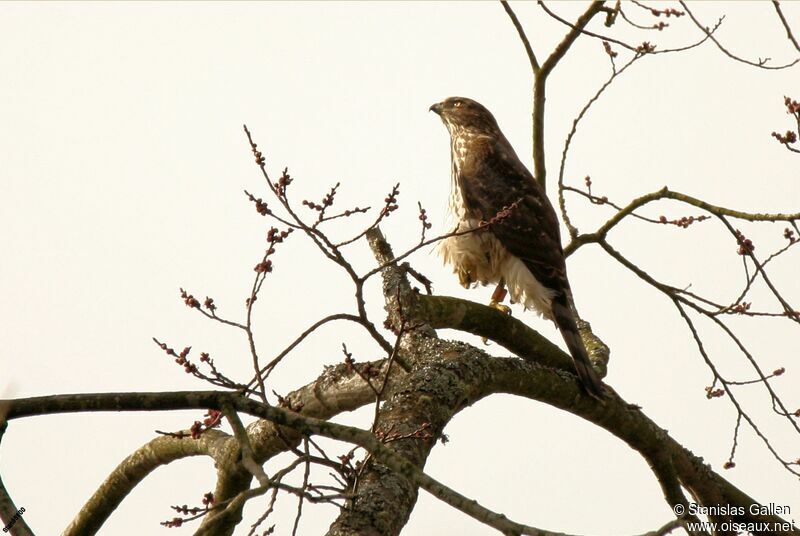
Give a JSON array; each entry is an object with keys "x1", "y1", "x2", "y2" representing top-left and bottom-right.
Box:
[{"x1": 429, "y1": 97, "x2": 500, "y2": 135}]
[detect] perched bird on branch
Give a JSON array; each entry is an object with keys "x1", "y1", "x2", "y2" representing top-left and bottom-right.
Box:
[{"x1": 430, "y1": 96, "x2": 605, "y2": 400}]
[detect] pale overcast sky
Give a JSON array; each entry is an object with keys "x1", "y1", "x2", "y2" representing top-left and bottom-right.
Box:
[{"x1": 1, "y1": 2, "x2": 798, "y2": 535}]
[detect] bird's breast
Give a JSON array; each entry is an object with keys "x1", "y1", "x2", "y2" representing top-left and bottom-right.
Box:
[{"x1": 447, "y1": 130, "x2": 492, "y2": 222}]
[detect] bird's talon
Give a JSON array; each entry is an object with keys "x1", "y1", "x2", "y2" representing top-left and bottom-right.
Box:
[{"x1": 489, "y1": 300, "x2": 512, "y2": 315}]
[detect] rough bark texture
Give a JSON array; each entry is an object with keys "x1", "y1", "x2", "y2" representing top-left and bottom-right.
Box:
[
  {"x1": 199, "y1": 358, "x2": 405, "y2": 535},
  {"x1": 4, "y1": 230, "x2": 796, "y2": 536},
  {"x1": 326, "y1": 336, "x2": 494, "y2": 536}
]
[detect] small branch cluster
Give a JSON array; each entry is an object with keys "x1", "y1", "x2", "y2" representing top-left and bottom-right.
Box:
[
  {"x1": 380, "y1": 184, "x2": 400, "y2": 218},
  {"x1": 159, "y1": 341, "x2": 198, "y2": 374},
  {"x1": 276, "y1": 168, "x2": 292, "y2": 200},
  {"x1": 153, "y1": 407, "x2": 222, "y2": 440},
  {"x1": 301, "y1": 182, "x2": 371, "y2": 228},
  {"x1": 181, "y1": 288, "x2": 201, "y2": 310},
  {"x1": 417, "y1": 201, "x2": 432, "y2": 244},
  {"x1": 630, "y1": 2, "x2": 684, "y2": 20},
  {"x1": 303, "y1": 182, "x2": 339, "y2": 216},
  {"x1": 733, "y1": 229, "x2": 755, "y2": 255},
  {"x1": 152, "y1": 337, "x2": 243, "y2": 391},
  {"x1": 480, "y1": 200, "x2": 521, "y2": 226},
  {"x1": 602, "y1": 40, "x2": 617, "y2": 59},
  {"x1": 190, "y1": 410, "x2": 223, "y2": 439},
  {"x1": 636, "y1": 41, "x2": 656, "y2": 54},
  {"x1": 334, "y1": 183, "x2": 401, "y2": 248},
  {"x1": 657, "y1": 214, "x2": 709, "y2": 228},
  {"x1": 160, "y1": 492, "x2": 215, "y2": 528},
  {"x1": 772, "y1": 96, "x2": 800, "y2": 153},
  {"x1": 254, "y1": 227, "x2": 292, "y2": 275}
]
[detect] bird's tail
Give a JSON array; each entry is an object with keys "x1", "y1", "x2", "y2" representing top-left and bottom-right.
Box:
[{"x1": 551, "y1": 297, "x2": 606, "y2": 400}]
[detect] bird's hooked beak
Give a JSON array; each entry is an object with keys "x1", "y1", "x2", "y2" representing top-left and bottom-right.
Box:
[{"x1": 429, "y1": 102, "x2": 444, "y2": 116}]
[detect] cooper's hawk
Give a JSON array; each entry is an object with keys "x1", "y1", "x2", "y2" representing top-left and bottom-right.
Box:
[{"x1": 430, "y1": 96, "x2": 605, "y2": 399}]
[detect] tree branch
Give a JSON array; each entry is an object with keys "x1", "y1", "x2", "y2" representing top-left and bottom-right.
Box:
[
  {"x1": 533, "y1": 1, "x2": 606, "y2": 191},
  {"x1": 773, "y1": 0, "x2": 800, "y2": 53},
  {"x1": 1, "y1": 390, "x2": 587, "y2": 536},
  {"x1": 564, "y1": 186, "x2": 800, "y2": 256},
  {"x1": 501, "y1": 1, "x2": 541, "y2": 73},
  {"x1": 680, "y1": 1, "x2": 800, "y2": 70},
  {"x1": 62, "y1": 430, "x2": 231, "y2": 535},
  {"x1": 6, "y1": 360, "x2": 795, "y2": 536},
  {"x1": 417, "y1": 293, "x2": 607, "y2": 376}
]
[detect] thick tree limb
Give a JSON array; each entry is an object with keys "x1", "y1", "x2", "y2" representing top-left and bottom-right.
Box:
[
  {"x1": 5, "y1": 355, "x2": 795, "y2": 536},
  {"x1": 484, "y1": 357, "x2": 798, "y2": 536},
  {"x1": 59, "y1": 429, "x2": 230, "y2": 536},
  {"x1": 417, "y1": 293, "x2": 608, "y2": 377},
  {"x1": 44, "y1": 358, "x2": 404, "y2": 536},
  {"x1": 2, "y1": 389, "x2": 584, "y2": 536},
  {"x1": 5, "y1": 229, "x2": 795, "y2": 536},
  {"x1": 200, "y1": 358, "x2": 406, "y2": 535},
  {"x1": 2, "y1": 225, "x2": 792, "y2": 536}
]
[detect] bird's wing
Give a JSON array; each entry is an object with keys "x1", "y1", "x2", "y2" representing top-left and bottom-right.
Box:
[{"x1": 457, "y1": 137, "x2": 569, "y2": 296}]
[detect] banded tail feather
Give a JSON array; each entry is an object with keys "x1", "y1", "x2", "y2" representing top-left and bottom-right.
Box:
[{"x1": 551, "y1": 297, "x2": 606, "y2": 400}]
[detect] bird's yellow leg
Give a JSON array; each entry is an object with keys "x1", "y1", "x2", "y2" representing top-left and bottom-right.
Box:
[
  {"x1": 483, "y1": 281, "x2": 511, "y2": 345},
  {"x1": 489, "y1": 281, "x2": 511, "y2": 315}
]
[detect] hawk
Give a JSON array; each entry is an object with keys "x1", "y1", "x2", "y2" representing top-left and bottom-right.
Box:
[{"x1": 430, "y1": 96, "x2": 605, "y2": 399}]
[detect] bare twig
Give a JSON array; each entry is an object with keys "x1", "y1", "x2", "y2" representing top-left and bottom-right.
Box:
[
  {"x1": 539, "y1": 0, "x2": 637, "y2": 53},
  {"x1": 680, "y1": 1, "x2": 800, "y2": 70},
  {"x1": 533, "y1": 1, "x2": 606, "y2": 190},
  {"x1": 291, "y1": 438, "x2": 311, "y2": 536},
  {"x1": 500, "y1": 0, "x2": 541, "y2": 73},
  {"x1": 773, "y1": 0, "x2": 800, "y2": 53},
  {"x1": 595, "y1": 238, "x2": 800, "y2": 476},
  {"x1": 557, "y1": 53, "x2": 642, "y2": 238},
  {"x1": 222, "y1": 404, "x2": 270, "y2": 486},
  {"x1": 564, "y1": 186, "x2": 800, "y2": 256},
  {"x1": 246, "y1": 313, "x2": 362, "y2": 389}
]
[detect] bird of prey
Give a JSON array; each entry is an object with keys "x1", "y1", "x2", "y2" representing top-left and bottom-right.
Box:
[{"x1": 430, "y1": 96, "x2": 605, "y2": 399}]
